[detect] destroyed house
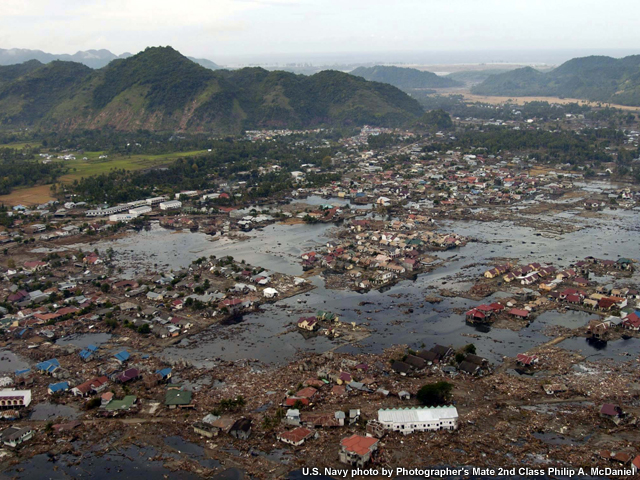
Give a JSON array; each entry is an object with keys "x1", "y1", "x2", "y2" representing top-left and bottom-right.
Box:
[
  {"x1": 391, "y1": 360, "x2": 411, "y2": 375},
  {"x1": 72, "y1": 376, "x2": 108, "y2": 397},
  {"x1": 230, "y1": 418, "x2": 252, "y2": 440},
  {"x1": 79, "y1": 344, "x2": 98, "y2": 362},
  {"x1": 404, "y1": 354, "x2": 426, "y2": 369},
  {"x1": 339, "y1": 435, "x2": 378, "y2": 467},
  {"x1": 0, "y1": 426, "x2": 34, "y2": 448},
  {"x1": 35, "y1": 358, "x2": 60, "y2": 375},
  {"x1": 278, "y1": 427, "x2": 314, "y2": 446},
  {"x1": 458, "y1": 361, "x2": 481, "y2": 375}
]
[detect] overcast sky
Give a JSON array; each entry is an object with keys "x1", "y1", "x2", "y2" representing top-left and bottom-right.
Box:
[{"x1": 1, "y1": 0, "x2": 639, "y2": 63}]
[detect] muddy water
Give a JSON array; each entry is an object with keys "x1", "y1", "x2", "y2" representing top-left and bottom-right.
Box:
[
  {"x1": 5, "y1": 444, "x2": 200, "y2": 479},
  {"x1": 56, "y1": 333, "x2": 113, "y2": 349},
  {"x1": 0, "y1": 349, "x2": 30, "y2": 373},
  {"x1": 85, "y1": 202, "x2": 640, "y2": 366}
]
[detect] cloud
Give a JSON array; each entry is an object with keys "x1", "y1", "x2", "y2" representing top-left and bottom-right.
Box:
[{"x1": 0, "y1": 0, "x2": 638, "y2": 60}]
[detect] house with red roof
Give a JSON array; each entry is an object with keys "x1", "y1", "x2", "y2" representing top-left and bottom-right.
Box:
[{"x1": 339, "y1": 434, "x2": 379, "y2": 467}]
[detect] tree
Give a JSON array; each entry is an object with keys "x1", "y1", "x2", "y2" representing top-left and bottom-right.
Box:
[
  {"x1": 7, "y1": 258, "x2": 15, "y2": 269},
  {"x1": 417, "y1": 381, "x2": 453, "y2": 407},
  {"x1": 464, "y1": 344, "x2": 476, "y2": 355},
  {"x1": 138, "y1": 323, "x2": 151, "y2": 334}
]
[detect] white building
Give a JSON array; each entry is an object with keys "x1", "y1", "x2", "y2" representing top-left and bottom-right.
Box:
[
  {"x1": 0, "y1": 390, "x2": 32, "y2": 409},
  {"x1": 129, "y1": 206, "x2": 152, "y2": 217},
  {"x1": 377, "y1": 406, "x2": 458, "y2": 434},
  {"x1": 263, "y1": 287, "x2": 279, "y2": 298},
  {"x1": 109, "y1": 214, "x2": 135, "y2": 222},
  {"x1": 145, "y1": 196, "x2": 168, "y2": 206},
  {"x1": 176, "y1": 191, "x2": 198, "y2": 199},
  {"x1": 159, "y1": 200, "x2": 182, "y2": 210}
]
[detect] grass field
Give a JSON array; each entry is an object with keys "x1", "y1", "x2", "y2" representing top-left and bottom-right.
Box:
[
  {"x1": 0, "y1": 148, "x2": 211, "y2": 206},
  {"x1": 0, "y1": 184, "x2": 55, "y2": 207},
  {"x1": 0, "y1": 141, "x2": 42, "y2": 149},
  {"x1": 461, "y1": 93, "x2": 640, "y2": 111},
  {"x1": 57, "y1": 149, "x2": 211, "y2": 182}
]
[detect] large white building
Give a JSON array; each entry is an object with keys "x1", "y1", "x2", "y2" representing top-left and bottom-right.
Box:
[
  {"x1": 159, "y1": 200, "x2": 182, "y2": 210},
  {"x1": 129, "y1": 206, "x2": 152, "y2": 217},
  {"x1": 145, "y1": 196, "x2": 168, "y2": 206},
  {"x1": 377, "y1": 406, "x2": 458, "y2": 434},
  {"x1": 0, "y1": 390, "x2": 32, "y2": 409},
  {"x1": 109, "y1": 214, "x2": 135, "y2": 222}
]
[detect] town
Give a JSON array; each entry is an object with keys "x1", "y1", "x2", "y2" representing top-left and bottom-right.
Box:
[{"x1": 0, "y1": 100, "x2": 640, "y2": 478}]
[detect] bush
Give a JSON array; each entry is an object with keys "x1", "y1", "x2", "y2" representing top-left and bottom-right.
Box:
[
  {"x1": 464, "y1": 344, "x2": 476, "y2": 355},
  {"x1": 417, "y1": 381, "x2": 453, "y2": 407}
]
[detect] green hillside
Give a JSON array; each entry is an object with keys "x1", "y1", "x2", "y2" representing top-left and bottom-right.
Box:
[
  {"x1": 351, "y1": 65, "x2": 461, "y2": 90},
  {"x1": 0, "y1": 47, "x2": 424, "y2": 133},
  {"x1": 472, "y1": 55, "x2": 640, "y2": 105}
]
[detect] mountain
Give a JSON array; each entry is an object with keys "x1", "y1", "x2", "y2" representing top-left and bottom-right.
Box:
[
  {"x1": 350, "y1": 66, "x2": 461, "y2": 90},
  {"x1": 0, "y1": 47, "x2": 424, "y2": 133},
  {"x1": 0, "y1": 47, "x2": 220, "y2": 70},
  {"x1": 472, "y1": 55, "x2": 640, "y2": 105},
  {"x1": 445, "y1": 69, "x2": 512, "y2": 87}
]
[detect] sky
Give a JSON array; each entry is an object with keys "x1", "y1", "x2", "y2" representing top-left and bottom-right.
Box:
[{"x1": 1, "y1": 0, "x2": 639, "y2": 64}]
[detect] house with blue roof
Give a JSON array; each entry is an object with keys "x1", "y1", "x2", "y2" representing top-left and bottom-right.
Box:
[
  {"x1": 14, "y1": 368, "x2": 30, "y2": 377},
  {"x1": 48, "y1": 381, "x2": 70, "y2": 395},
  {"x1": 36, "y1": 359, "x2": 60, "y2": 375},
  {"x1": 114, "y1": 350, "x2": 130, "y2": 364},
  {"x1": 156, "y1": 368, "x2": 172, "y2": 381},
  {"x1": 79, "y1": 344, "x2": 99, "y2": 362}
]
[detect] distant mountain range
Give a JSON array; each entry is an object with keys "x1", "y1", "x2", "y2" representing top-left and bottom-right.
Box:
[
  {"x1": 351, "y1": 65, "x2": 461, "y2": 90},
  {"x1": 0, "y1": 47, "x2": 424, "y2": 133},
  {"x1": 0, "y1": 47, "x2": 220, "y2": 70},
  {"x1": 472, "y1": 55, "x2": 640, "y2": 105}
]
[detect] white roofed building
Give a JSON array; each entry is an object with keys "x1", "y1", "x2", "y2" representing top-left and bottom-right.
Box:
[
  {"x1": 159, "y1": 200, "x2": 182, "y2": 210},
  {"x1": 377, "y1": 406, "x2": 458, "y2": 434}
]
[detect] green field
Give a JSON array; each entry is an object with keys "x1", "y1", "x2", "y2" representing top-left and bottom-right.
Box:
[
  {"x1": 0, "y1": 141, "x2": 42, "y2": 149},
  {"x1": 57, "y1": 149, "x2": 211, "y2": 182}
]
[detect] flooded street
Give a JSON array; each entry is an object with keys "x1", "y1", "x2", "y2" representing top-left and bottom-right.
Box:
[{"x1": 82, "y1": 202, "x2": 640, "y2": 367}]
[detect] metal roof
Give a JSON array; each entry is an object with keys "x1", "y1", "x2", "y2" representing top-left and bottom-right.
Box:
[{"x1": 378, "y1": 406, "x2": 458, "y2": 424}]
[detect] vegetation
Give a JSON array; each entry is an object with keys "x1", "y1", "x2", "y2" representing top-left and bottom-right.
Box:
[
  {"x1": 417, "y1": 381, "x2": 454, "y2": 406},
  {"x1": 0, "y1": 145, "x2": 66, "y2": 195},
  {"x1": 0, "y1": 47, "x2": 424, "y2": 133},
  {"x1": 350, "y1": 65, "x2": 461, "y2": 90},
  {"x1": 472, "y1": 55, "x2": 640, "y2": 106}
]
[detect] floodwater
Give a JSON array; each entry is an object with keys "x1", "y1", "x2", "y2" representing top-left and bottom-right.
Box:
[
  {"x1": 0, "y1": 349, "x2": 30, "y2": 373},
  {"x1": 5, "y1": 445, "x2": 199, "y2": 479},
  {"x1": 29, "y1": 402, "x2": 80, "y2": 421},
  {"x1": 84, "y1": 199, "x2": 640, "y2": 366},
  {"x1": 56, "y1": 333, "x2": 113, "y2": 349}
]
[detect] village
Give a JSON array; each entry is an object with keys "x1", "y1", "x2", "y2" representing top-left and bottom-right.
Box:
[{"x1": 0, "y1": 117, "x2": 640, "y2": 478}]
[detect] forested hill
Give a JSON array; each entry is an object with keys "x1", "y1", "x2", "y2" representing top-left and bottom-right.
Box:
[
  {"x1": 472, "y1": 55, "x2": 640, "y2": 106},
  {"x1": 0, "y1": 47, "x2": 424, "y2": 133},
  {"x1": 0, "y1": 47, "x2": 221, "y2": 70},
  {"x1": 351, "y1": 65, "x2": 461, "y2": 90}
]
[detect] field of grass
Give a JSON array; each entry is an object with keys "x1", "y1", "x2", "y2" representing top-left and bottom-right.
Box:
[
  {"x1": 461, "y1": 93, "x2": 640, "y2": 111},
  {"x1": 0, "y1": 184, "x2": 54, "y2": 206},
  {"x1": 58, "y1": 149, "x2": 211, "y2": 182},
  {"x1": 0, "y1": 141, "x2": 42, "y2": 149}
]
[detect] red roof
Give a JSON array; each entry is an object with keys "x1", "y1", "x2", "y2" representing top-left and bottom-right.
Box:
[
  {"x1": 466, "y1": 309, "x2": 485, "y2": 319},
  {"x1": 284, "y1": 397, "x2": 309, "y2": 407},
  {"x1": 516, "y1": 353, "x2": 538, "y2": 365},
  {"x1": 341, "y1": 435, "x2": 378, "y2": 456},
  {"x1": 278, "y1": 427, "x2": 313, "y2": 444},
  {"x1": 295, "y1": 387, "x2": 318, "y2": 399},
  {"x1": 508, "y1": 308, "x2": 529, "y2": 318}
]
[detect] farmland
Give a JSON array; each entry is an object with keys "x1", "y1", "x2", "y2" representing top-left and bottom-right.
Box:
[{"x1": 57, "y1": 149, "x2": 212, "y2": 182}]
